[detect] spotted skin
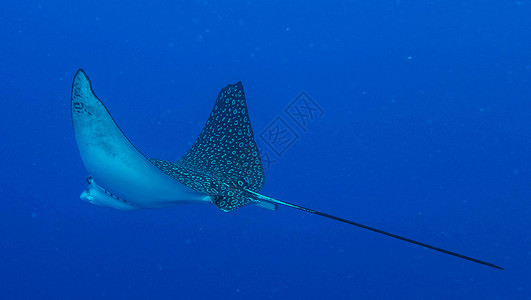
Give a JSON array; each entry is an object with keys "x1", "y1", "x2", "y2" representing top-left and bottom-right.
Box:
[
  {"x1": 150, "y1": 82, "x2": 264, "y2": 211},
  {"x1": 73, "y1": 71, "x2": 503, "y2": 269}
]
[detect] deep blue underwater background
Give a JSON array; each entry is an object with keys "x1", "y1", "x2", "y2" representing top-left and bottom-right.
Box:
[{"x1": 1, "y1": 1, "x2": 530, "y2": 299}]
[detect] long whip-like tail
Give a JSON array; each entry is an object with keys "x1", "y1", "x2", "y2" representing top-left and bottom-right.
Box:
[{"x1": 244, "y1": 189, "x2": 503, "y2": 270}]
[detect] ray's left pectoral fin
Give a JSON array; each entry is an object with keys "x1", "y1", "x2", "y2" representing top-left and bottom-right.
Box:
[
  {"x1": 71, "y1": 69, "x2": 141, "y2": 175},
  {"x1": 71, "y1": 69, "x2": 210, "y2": 209}
]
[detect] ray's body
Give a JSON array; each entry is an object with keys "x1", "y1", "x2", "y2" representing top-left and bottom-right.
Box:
[{"x1": 71, "y1": 69, "x2": 502, "y2": 270}]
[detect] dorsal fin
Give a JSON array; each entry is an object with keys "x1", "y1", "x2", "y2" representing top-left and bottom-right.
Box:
[{"x1": 150, "y1": 82, "x2": 265, "y2": 211}]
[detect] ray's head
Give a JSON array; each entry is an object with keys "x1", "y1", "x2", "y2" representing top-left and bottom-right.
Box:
[{"x1": 80, "y1": 176, "x2": 137, "y2": 210}]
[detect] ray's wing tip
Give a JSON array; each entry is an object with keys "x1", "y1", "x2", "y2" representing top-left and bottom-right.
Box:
[
  {"x1": 223, "y1": 81, "x2": 243, "y2": 90},
  {"x1": 217, "y1": 81, "x2": 245, "y2": 99},
  {"x1": 74, "y1": 68, "x2": 88, "y2": 80},
  {"x1": 73, "y1": 68, "x2": 91, "y2": 87}
]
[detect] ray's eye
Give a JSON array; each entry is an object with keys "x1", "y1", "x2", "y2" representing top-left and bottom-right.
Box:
[{"x1": 86, "y1": 176, "x2": 93, "y2": 184}]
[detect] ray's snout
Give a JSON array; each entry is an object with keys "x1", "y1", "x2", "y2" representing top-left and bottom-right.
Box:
[{"x1": 80, "y1": 176, "x2": 137, "y2": 210}]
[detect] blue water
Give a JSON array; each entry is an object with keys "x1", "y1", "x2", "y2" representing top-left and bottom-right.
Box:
[{"x1": 1, "y1": 1, "x2": 529, "y2": 299}]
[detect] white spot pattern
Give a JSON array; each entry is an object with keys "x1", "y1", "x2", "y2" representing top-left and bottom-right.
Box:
[{"x1": 150, "y1": 82, "x2": 265, "y2": 211}]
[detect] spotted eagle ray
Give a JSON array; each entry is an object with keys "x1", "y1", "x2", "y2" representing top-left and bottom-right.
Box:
[{"x1": 71, "y1": 69, "x2": 502, "y2": 270}]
